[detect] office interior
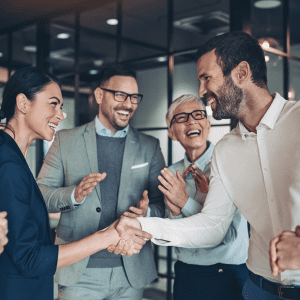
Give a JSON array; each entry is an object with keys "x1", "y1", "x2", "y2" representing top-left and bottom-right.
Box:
[{"x1": 0, "y1": 0, "x2": 299, "y2": 299}]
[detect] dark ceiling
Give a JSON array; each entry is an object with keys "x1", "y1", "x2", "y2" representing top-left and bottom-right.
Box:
[{"x1": 0, "y1": 0, "x2": 299, "y2": 86}]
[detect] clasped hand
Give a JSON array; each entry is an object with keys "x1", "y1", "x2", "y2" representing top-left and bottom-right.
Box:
[
  {"x1": 106, "y1": 190, "x2": 152, "y2": 257},
  {"x1": 158, "y1": 168, "x2": 189, "y2": 216},
  {"x1": 269, "y1": 226, "x2": 300, "y2": 276}
]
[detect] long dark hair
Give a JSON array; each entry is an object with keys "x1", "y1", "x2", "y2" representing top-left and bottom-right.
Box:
[{"x1": 0, "y1": 66, "x2": 60, "y2": 138}]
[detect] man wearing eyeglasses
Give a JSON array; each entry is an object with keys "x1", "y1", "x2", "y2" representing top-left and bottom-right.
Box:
[
  {"x1": 159, "y1": 94, "x2": 249, "y2": 300},
  {"x1": 37, "y1": 65, "x2": 165, "y2": 300}
]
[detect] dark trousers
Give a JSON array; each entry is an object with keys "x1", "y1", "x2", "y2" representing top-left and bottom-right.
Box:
[{"x1": 173, "y1": 261, "x2": 249, "y2": 300}]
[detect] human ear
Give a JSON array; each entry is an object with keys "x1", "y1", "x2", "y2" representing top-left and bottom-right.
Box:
[
  {"x1": 207, "y1": 120, "x2": 211, "y2": 134},
  {"x1": 168, "y1": 128, "x2": 177, "y2": 141},
  {"x1": 232, "y1": 61, "x2": 250, "y2": 85},
  {"x1": 15, "y1": 93, "x2": 28, "y2": 114},
  {"x1": 94, "y1": 87, "x2": 103, "y2": 105}
]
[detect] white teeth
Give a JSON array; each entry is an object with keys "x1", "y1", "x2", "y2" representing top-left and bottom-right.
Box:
[
  {"x1": 187, "y1": 130, "x2": 201, "y2": 136},
  {"x1": 116, "y1": 110, "x2": 129, "y2": 116},
  {"x1": 47, "y1": 122, "x2": 57, "y2": 130},
  {"x1": 206, "y1": 98, "x2": 215, "y2": 106}
]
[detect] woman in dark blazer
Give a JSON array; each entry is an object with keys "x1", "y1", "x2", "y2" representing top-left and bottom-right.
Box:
[{"x1": 0, "y1": 67, "x2": 149, "y2": 300}]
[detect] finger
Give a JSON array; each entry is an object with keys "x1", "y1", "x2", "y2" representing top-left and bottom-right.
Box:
[
  {"x1": 113, "y1": 239, "x2": 126, "y2": 255},
  {"x1": 0, "y1": 211, "x2": 7, "y2": 218},
  {"x1": 158, "y1": 175, "x2": 173, "y2": 190},
  {"x1": 131, "y1": 236, "x2": 146, "y2": 247},
  {"x1": 279, "y1": 230, "x2": 295, "y2": 237},
  {"x1": 269, "y1": 236, "x2": 280, "y2": 276},
  {"x1": 129, "y1": 207, "x2": 143, "y2": 215},
  {"x1": 161, "y1": 168, "x2": 178, "y2": 186},
  {"x1": 176, "y1": 171, "x2": 186, "y2": 184},
  {"x1": 158, "y1": 184, "x2": 169, "y2": 196},
  {"x1": 0, "y1": 217, "x2": 8, "y2": 228},
  {"x1": 107, "y1": 245, "x2": 116, "y2": 253},
  {"x1": 120, "y1": 240, "x2": 132, "y2": 256},
  {"x1": 132, "y1": 228, "x2": 152, "y2": 240},
  {"x1": 123, "y1": 211, "x2": 140, "y2": 218},
  {"x1": 126, "y1": 244, "x2": 136, "y2": 257}
]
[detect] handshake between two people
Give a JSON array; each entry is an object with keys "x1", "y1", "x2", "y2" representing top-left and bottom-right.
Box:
[{"x1": 106, "y1": 190, "x2": 151, "y2": 257}]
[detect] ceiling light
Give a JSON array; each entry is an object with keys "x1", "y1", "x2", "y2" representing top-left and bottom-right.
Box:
[
  {"x1": 93, "y1": 59, "x2": 104, "y2": 67},
  {"x1": 265, "y1": 55, "x2": 270, "y2": 62},
  {"x1": 89, "y1": 70, "x2": 99, "y2": 75},
  {"x1": 157, "y1": 56, "x2": 167, "y2": 62},
  {"x1": 0, "y1": 52, "x2": 3, "y2": 57},
  {"x1": 107, "y1": 19, "x2": 118, "y2": 25},
  {"x1": 254, "y1": 0, "x2": 281, "y2": 9},
  {"x1": 57, "y1": 33, "x2": 70, "y2": 39},
  {"x1": 23, "y1": 45, "x2": 37, "y2": 53},
  {"x1": 261, "y1": 41, "x2": 270, "y2": 50}
]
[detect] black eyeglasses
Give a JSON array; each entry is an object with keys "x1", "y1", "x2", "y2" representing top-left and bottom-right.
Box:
[
  {"x1": 100, "y1": 87, "x2": 143, "y2": 104},
  {"x1": 170, "y1": 110, "x2": 207, "y2": 127}
]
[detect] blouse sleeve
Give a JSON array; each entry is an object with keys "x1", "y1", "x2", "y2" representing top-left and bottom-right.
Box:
[{"x1": 0, "y1": 162, "x2": 58, "y2": 278}]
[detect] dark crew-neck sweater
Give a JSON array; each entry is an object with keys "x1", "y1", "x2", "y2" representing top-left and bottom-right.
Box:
[{"x1": 87, "y1": 135, "x2": 126, "y2": 268}]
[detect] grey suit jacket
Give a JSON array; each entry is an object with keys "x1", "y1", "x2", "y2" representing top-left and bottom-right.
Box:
[{"x1": 37, "y1": 121, "x2": 165, "y2": 288}]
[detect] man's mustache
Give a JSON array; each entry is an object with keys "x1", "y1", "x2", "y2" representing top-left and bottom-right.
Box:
[{"x1": 114, "y1": 107, "x2": 133, "y2": 114}]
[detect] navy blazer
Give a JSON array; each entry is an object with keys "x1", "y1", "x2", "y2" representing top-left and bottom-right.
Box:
[{"x1": 0, "y1": 131, "x2": 58, "y2": 300}]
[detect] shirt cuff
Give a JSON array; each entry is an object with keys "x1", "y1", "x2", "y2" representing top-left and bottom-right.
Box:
[
  {"x1": 146, "y1": 206, "x2": 151, "y2": 217},
  {"x1": 71, "y1": 188, "x2": 86, "y2": 207},
  {"x1": 181, "y1": 197, "x2": 202, "y2": 217}
]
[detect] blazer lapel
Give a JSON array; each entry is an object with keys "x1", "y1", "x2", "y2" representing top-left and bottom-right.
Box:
[
  {"x1": 83, "y1": 121, "x2": 101, "y2": 201},
  {"x1": 117, "y1": 127, "x2": 138, "y2": 214}
]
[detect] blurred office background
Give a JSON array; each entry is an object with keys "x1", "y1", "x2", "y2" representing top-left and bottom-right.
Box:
[{"x1": 0, "y1": 0, "x2": 299, "y2": 299}]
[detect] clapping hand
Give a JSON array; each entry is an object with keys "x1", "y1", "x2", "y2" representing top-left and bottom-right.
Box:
[
  {"x1": 0, "y1": 211, "x2": 8, "y2": 255},
  {"x1": 74, "y1": 173, "x2": 106, "y2": 203},
  {"x1": 107, "y1": 216, "x2": 152, "y2": 257},
  {"x1": 123, "y1": 190, "x2": 149, "y2": 218},
  {"x1": 270, "y1": 226, "x2": 300, "y2": 276},
  {"x1": 158, "y1": 168, "x2": 188, "y2": 216}
]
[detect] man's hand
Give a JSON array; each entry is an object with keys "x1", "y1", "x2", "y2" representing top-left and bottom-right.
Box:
[
  {"x1": 123, "y1": 190, "x2": 149, "y2": 218},
  {"x1": 158, "y1": 168, "x2": 189, "y2": 209},
  {"x1": 164, "y1": 196, "x2": 181, "y2": 217},
  {"x1": 0, "y1": 211, "x2": 8, "y2": 255},
  {"x1": 107, "y1": 216, "x2": 152, "y2": 257},
  {"x1": 270, "y1": 226, "x2": 300, "y2": 276},
  {"x1": 74, "y1": 173, "x2": 106, "y2": 203}
]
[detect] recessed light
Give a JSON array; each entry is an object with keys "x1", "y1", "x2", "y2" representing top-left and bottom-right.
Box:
[
  {"x1": 0, "y1": 52, "x2": 3, "y2": 57},
  {"x1": 57, "y1": 33, "x2": 70, "y2": 39},
  {"x1": 89, "y1": 70, "x2": 99, "y2": 75},
  {"x1": 261, "y1": 41, "x2": 270, "y2": 50},
  {"x1": 93, "y1": 59, "x2": 104, "y2": 67},
  {"x1": 107, "y1": 19, "x2": 118, "y2": 25},
  {"x1": 23, "y1": 45, "x2": 37, "y2": 53},
  {"x1": 157, "y1": 56, "x2": 167, "y2": 62},
  {"x1": 254, "y1": 0, "x2": 281, "y2": 9}
]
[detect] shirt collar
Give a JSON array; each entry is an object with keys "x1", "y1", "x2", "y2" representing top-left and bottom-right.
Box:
[
  {"x1": 95, "y1": 116, "x2": 129, "y2": 138},
  {"x1": 238, "y1": 93, "x2": 286, "y2": 141},
  {"x1": 183, "y1": 140, "x2": 214, "y2": 171}
]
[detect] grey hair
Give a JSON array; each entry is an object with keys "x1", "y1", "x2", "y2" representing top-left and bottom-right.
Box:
[{"x1": 166, "y1": 94, "x2": 206, "y2": 128}]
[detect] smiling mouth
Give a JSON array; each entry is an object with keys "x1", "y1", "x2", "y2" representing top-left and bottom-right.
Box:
[
  {"x1": 186, "y1": 129, "x2": 201, "y2": 137},
  {"x1": 206, "y1": 97, "x2": 216, "y2": 106},
  {"x1": 47, "y1": 122, "x2": 57, "y2": 130}
]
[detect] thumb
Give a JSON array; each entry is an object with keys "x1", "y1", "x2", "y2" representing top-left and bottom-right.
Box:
[
  {"x1": 139, "y1": 190, "x2": 149, "y2": 207},
  {"x1": 99, "y1": 172, "x2": 107, "y2": 182},
  {"x1": 176, "y1": 170, "x2": 185, "y2": 184}
]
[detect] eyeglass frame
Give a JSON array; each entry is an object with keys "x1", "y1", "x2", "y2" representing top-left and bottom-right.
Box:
[
  {"x1": 170, "y1": 109, "x2": 207, "y2": 128},
  {"x1": 100, "y1": 87, "x2": 143, "y2": 104}
]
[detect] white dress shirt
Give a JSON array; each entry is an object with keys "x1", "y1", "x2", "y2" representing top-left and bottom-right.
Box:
[{"x1": 138, "y1": 93, "x2": 300, "y2": 285}]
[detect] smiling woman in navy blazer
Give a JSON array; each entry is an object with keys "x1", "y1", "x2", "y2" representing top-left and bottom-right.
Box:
[{"x1": 0, "y1": 67, "x2": 150, "y2": 300}]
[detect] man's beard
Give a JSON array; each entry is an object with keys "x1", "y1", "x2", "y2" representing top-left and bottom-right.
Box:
[{"x1": 206, "y1": 75, "x2": 246, "y2": 120}]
